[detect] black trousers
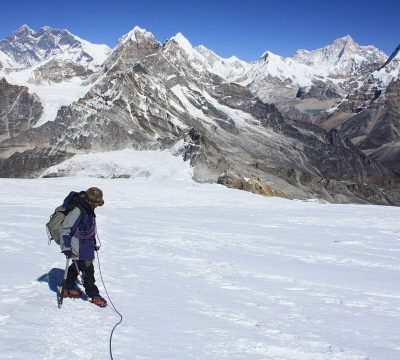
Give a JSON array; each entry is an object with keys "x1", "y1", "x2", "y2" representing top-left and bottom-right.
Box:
[{"x1": 65, "y1": 260, "x2": 99, "y2": 297}]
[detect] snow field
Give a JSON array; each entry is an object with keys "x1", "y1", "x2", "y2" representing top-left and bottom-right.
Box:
[{"x1": 0, "y1": 172, "x2": 399, "y2": 359}]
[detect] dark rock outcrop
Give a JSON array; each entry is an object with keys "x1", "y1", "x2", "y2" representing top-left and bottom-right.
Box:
[
  {"x1": 0, "y1": 78, "x2": 43, "y2": 140},
  {"x1": 218, "y1": 171, "x2": 287, "y2": 198},
  {"x1": 296, "y1": 81, "x2": 341, "y2": 100},
  {"x1": 29, "y1": 59, "x2": 93, "y2": 83}
]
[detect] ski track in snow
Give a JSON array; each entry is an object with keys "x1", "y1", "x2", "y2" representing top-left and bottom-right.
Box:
[{"x1": 0, "y1": 178, "x2": 400, "y2": 359}]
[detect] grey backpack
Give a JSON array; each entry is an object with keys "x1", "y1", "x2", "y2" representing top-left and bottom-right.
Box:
[
  {"x1": 46, "y1": 206, "x2": 70, "y2": 245},
  {"x1": 46, "y1": 192, "x2": 84, "y2": 245}
]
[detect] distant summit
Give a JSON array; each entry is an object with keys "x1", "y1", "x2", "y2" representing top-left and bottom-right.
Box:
[
  {"x1": 118, "y1": 26, "x2": 156, "y2": 45},
  {"x1": 0, "y1": 25, "x2": 111, "y2": 71},
  {"x1": 291, "y1": 35, "x2": 387, "y2": 77}
]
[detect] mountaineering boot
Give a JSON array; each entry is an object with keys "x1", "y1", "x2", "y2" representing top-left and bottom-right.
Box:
[
  {"x1": 63, "y1": 288, "x2": 82, "y2": 298},
  {"x1": 91, "y1": 295, "x2": 107, "y2": 307}
]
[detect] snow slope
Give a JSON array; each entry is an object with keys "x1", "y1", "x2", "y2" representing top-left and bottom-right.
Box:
[
  {"x1": 5, "y1": 68, "x2": 92, "y2": 126},
  {"x1": 0, "y1": 151, "x2": 399, "y2": 360},
  {"x1": 39, "y1": 147, "x2": 193, "y2": 180}
]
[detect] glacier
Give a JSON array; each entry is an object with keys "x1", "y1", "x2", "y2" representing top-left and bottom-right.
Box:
[{"x1": 0, "y1": 151, "x2": 399, "y2": 359}]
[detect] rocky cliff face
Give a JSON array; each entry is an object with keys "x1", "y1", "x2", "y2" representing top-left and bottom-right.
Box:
[
  {"x1": 323, "y1": 44, "x2": 400, "y2": 176},
  {"x1": 0, "y1": 78, "x2": 42, "y2": 141},
  {"x1": 29, "y1": 59, "x2": 94, "y2": 84},
  {"x1": 0, "y1": 29, "x2": 397, "y2": 205},
  {"x1": 87, "y1": 26, "x2": 161, "y2": 84},
  {"x1": 339, "y1": 79, "x2": 400, "y2": 174}
]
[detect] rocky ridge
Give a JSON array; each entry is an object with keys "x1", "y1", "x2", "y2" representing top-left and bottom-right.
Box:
[
  {"x1": 0, "y1": 78, "x2": 42, "y2": 142},
  {"x1": 323, "y1": 44, "x2": 400, "y2": 175},
  {"x1": 0, "y1": 27, "x2": 398, "y2": 204},
  {"x1": 0, "y1": 26, "x2": 399, "y2": 204}
]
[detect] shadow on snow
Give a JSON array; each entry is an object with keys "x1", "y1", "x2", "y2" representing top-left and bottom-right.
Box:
[
  {"x1": 37, "y1": 268, "x2": 64, "y2": 293},
  {"x1": 37, "y1": 268, "x2": 88, "y2": 302}
]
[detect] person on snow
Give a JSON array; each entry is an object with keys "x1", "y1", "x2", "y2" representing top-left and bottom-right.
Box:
[{"x1": 60, "y1": 187, "x2": 107, "y2": 307}]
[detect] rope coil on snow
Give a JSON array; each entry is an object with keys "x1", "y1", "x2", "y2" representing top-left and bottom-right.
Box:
[{"x1": 96, "y1": 248, "x2": 123, "y2": 360}]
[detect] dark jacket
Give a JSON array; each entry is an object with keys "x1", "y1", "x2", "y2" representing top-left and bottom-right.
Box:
[{"x1": 59, "y1": 191, "x2": 97, "y2": 260}]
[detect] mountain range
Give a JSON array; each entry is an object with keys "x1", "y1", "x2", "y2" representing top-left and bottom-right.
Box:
[{"x1": 0, "y1": 25, "x2": 399, "y2": 204}]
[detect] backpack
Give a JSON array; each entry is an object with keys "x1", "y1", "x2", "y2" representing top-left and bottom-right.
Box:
[{"x1": 46, "y1": 192, "x2": 83, "y2": 245}]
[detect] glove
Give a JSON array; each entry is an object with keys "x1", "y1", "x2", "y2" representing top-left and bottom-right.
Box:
[
  {"x1": 63, "y1": 249, "x2": 73, "y2": 258},
  {"x1": 93, "y1": 239, "x2": 100, "y2": 252}
]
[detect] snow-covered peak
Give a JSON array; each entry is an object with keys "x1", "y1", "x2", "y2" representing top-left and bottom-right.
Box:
[
  {"x1": 260, "y1": 50, "x2": 281, "y2": 62},
  {"x1": 0, "y1": 25, "x2": 112, "y2": 127},
  {"x1": 195, "y1": 45, "x2": 245, "y2": 65},
  {"x1": 100, "y1": 25, "x2": 160, "y2": 77},
  {"x1": 72, "y1": 34, "x2": 111, "y2": 66},
  {"x1": 332, "y1": 35, "x2": 356, "y2": 45},
  {"x1": 243, "y1": 49, "x2": 314, "y2": 89},
  {"x1": 38, "y1": 25, "x2": 64, "y2": 34},
  {"x1": 11, "y1": 24, "x2": 34, "y2": 37},
  {"x1": 241, "y1": 36, "x2": 389, "y2": 103},
  {"x1": 118, "y1": 26, "x2": 156, "y2": 45},
  {"x1": 294, "y1": 48, "x2": 310, "y2": 57},
  {"x1": 226, "y1": 55, "x2": 242, "y2": 63},
  {"x1": 378, "y1": 44, "x2": 400, "y2": 70},
  {"x1": 369, "y1": 44, "x2": 400, "y2": 89},
  {"x1": 291, "y1": 35, "x2": 387, "y2": 77},
  {"x1": 17, "y1": 24, "x2": 31, "y2": 30},
  {"x1": 195, "y1": 45, "x2": 220, "y2": 62},
  {"x1": 170, "y1": 32, "x2": 196, "y2": 57},
  {"x1": 192, "y1": 44, "x2": 251, "y2": 81},
  {"x1": 0, "y1": 25, "x2": 111, "y2": 71},
  {"x1": 164, "y1": 38, "x2": 251, "y2": 81}
]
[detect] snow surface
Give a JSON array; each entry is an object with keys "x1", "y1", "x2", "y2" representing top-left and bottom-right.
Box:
[
  {"x1": 40, "y1": 148, "x2": 193, "y2": 180},
  {"x1": 1, "y1": 150, "x2": 400, "y2": 360},
  {"x1": 71, "y1": 35, "x2": 111, "y2": 66},
  {"x1": 371, "y1": 52, "x2": 400, "y2": 89}
]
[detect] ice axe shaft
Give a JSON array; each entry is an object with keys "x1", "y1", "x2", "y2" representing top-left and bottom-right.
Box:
[
  {"x1": 73, "y1": 260, "x2": 84, "y2": 285},
  {"x1": 58, "y1": 257, "x2": 70, "y2": 309}
]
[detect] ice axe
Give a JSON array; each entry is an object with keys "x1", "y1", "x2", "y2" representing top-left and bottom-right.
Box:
[
  {"x1": 58, "y1": 257, "x2": 70, "y2": 309},
  {"x1": 73, "y1": 260, "x2": 84, "y2": 285}
]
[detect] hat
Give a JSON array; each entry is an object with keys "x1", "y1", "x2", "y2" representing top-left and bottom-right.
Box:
[{"x1": 85, "y1": 187, "x2": 104, "y2": 207}]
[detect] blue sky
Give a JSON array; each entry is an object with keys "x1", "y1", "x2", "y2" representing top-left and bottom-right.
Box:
[{"x1": 0, "y1": 0, "x2": 398, "y2": 61}]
